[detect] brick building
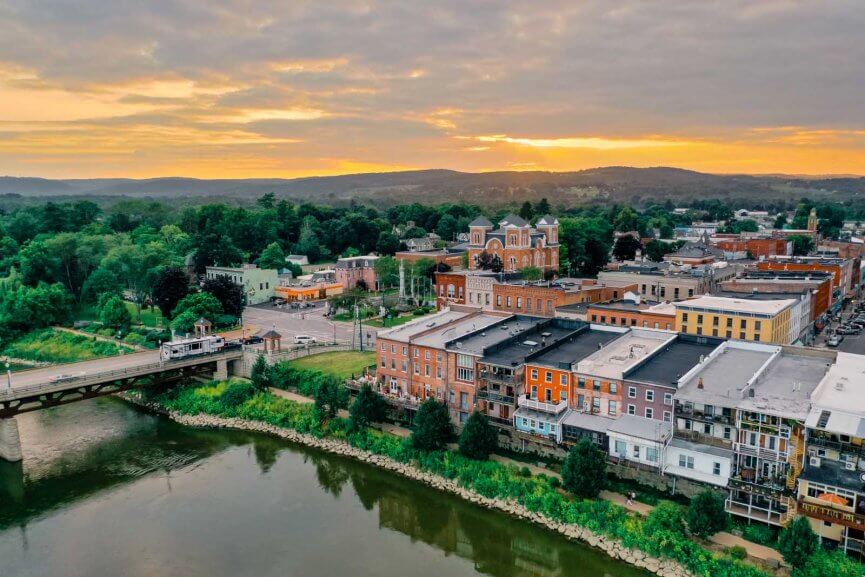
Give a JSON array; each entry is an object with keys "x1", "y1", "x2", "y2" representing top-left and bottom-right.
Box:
[
  {"x1": 335, "y1": 255, "x2": 380, "y2": 291},
  {"x1": 466, "y1": 214, "x2": 559, "y2": 273},
  {"x1": 492, "y1": 278, "x2": 637, "y2": 317},
  {"x1": 586, "y1": 298, "x2": 676, "y2": 330}
]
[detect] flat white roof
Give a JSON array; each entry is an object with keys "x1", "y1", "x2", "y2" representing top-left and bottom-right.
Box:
[
  {"x1": 676, "y1": 295, "x2": 795, "y2": 316},
  {"x1": 575, "y1": 328, "x2": 676, "y2": 380},
  {"x1": 414, "y1": 314, "x2": 505, "y2": 349},
  {"x1": 805, "y1": 353, "x2": 865, "y2": 436},
  {"x1": 376, "y1": 309, "x2": 470, "y2": 343}
]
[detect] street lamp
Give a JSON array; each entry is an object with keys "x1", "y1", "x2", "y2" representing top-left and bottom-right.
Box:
[{"x1": 5, "y1": 361, "x2": 11, "y2": 392}]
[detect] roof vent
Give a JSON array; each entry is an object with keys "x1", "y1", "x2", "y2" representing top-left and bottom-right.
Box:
[
  {"x1": 748, "y1": 388, "x2": 755, "y2": 398},
  {"x1": 697, "y1": 377, "x2": 704, "y2": 389}
]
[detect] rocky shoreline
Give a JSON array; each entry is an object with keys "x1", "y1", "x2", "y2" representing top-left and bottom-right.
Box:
[{"x1": 125, "y1": 396, "x2": 690, "y2": 577}]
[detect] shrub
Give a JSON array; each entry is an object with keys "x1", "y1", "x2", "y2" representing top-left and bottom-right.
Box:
[
  {"x1": 644, "y1": 501, "x2": 686, "y2": 536},
  {"x1": 741, "y1": 523, "x2": 776, "y2": 546},
  {"x1": 549, "y1": 476, "x2": 561, "y2": 489},
  {"x1": 100, "y1": 295, "x2": 132, "y2": 329},
  {"x1": 410, "y1": 399, "x2": 454, "y2": 451},
  {"x1": 313, "y1": 375, "x2": 348, "y2": 420},
  {"x1": 726, "y1": 546, "x2": 747, "y2": 560},
  {"x1": 687, "y1": 490, "x2": 730, "y2": 538},
  {"x1": 458, "y1": 411, "x2": 498, "y2": 460},
  {"x1": 220, "y1": 380, "x2": 257, "y2": 408},
  {"x1": 778, "y1": 516, "x2": 818, "y2": 568},
  {"x1": 562, "y1": 439, "x2": 607, "y2": 498},
  {"x1": 792, "y1": 549, "x2": 863, "y2": 577},
  {"x1": 123, "y1": 332, "x2": 145, "y2": 346},
  {"x1": 250, "y1": 355, "x2": 272, "y2": 391},
  {"x1": 520, "y1": 466, "x2": 531, "y2": 477}
]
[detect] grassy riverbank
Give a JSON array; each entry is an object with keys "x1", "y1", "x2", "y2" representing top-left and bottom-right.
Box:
[
  {"x1": 286, "y1": 351, "x2": 375, "y2": 380},
  {"x1": 3, "y1": 328, "x2": 134, "y2": 364},
  {"x1": 146, "y1": 379, "x2": 860, "y2": 577}
]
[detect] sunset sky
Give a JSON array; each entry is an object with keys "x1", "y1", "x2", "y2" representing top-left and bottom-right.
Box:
[{"x1": 1, "y1": 1, "x2": 864, "y2": 179}]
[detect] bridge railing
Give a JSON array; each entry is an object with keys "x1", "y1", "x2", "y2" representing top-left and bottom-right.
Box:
[{"x1": 0, "y1": 349, "x2": 243, "y2": 401}]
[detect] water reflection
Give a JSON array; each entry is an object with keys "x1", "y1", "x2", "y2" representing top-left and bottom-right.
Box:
[{"x1": 0, "y1": 398, "x2": 641, "y2": 577}]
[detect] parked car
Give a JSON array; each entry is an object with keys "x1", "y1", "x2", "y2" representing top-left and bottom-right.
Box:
[
  {"x1": 242, "y1": 335, "x2": 264, "y2": 345},
  {"x1": 827, "y1": 335, "x2": 844, "y2": 347},
  {"x1": 837, "y1": 326, "x2": 859, "y2": 335},
  {"x1": 294, "y1": 335, "x2": 317, "y2": 345}
]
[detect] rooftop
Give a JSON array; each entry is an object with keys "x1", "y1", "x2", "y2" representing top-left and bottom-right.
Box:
[
  {"x1": 446, "y1": 315, "x2": 552, "y2": 358},
  {"x1": 624, "y1": 335, "x2": 723, "y2": 387},
  {"x1": 562, "y1": 411, "x2": 615, "y2": 434},
  {"x1": 669, "y1": 437, "x2": 733, "y2": 459},
  {"x1": 676, "y1": 295, "x2": 796, "y2": 316},
  {"x1": 500, "y1": 278, "x2": 634, "y2": 293},
  {"x1": 575, "y1": 328, "x2": 677, "y2": 380},
  {"x1": 413, "y1": 313, "x2": 506, "y2": 349},
  {"x1": 805, "y1": 353, "x2": 865, "y2": 437},
  {"x1": 608, "y1": 414, "x2": 673, "y2": 442},
  {"x1": 739, "y1": 348, "x2": 834, "y2": 420},
  {"x1": 676, "y1": 341, "x2": 779, "y2": 407},
  {"x1": 376, "y1": 309, "x2": 470, "y2": 343},
  {"x1": 799, "y1": 459, "x2": 865, "y2": 495},
  {"x1": 525, "y1": 326, "x2": 625, "y2": 370}
]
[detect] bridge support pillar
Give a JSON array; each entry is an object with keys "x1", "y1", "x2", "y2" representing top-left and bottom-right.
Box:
[
  {"x1": 214, "y1": 359, "x2": 229, "y2": 381},
  {"x1": 0, "y1": 417, "x2": 23, "y2": 462}
]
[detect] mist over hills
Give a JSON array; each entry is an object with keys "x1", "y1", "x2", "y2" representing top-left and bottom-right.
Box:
[{"x1": 1, "y1": 167, "x2": 863, "y2": 208}]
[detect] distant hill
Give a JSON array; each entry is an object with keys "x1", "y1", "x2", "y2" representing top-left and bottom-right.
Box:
[{"x1": 0, "y1": 167, "x2": 863, "y2": 207}]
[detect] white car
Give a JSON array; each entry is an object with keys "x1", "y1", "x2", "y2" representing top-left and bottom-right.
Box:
[{"x1": 294, "y1": 335, "x2": 317, "y2": 345}]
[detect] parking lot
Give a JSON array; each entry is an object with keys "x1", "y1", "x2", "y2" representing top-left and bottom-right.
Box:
[
  {"x1": 821, "y1": 301, "x2": 865, "y2": 355},
  {"x1": 242, "y1": 301, "x2": 376, "y2": 348}
]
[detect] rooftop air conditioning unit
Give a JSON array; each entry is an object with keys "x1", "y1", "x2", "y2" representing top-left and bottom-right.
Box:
[
  {"x1": 809, "y1": 456, "x2": 822, "y2": 468},
  {"x1": 846, "y1": 461, "x2": 857, "y2": 471}
]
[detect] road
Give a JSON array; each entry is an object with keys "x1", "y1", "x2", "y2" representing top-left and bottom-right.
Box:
[
  {"x1": 242, "y1": 302, "x2": 376, "y2": 349},
  {"x1": 818, "y1": 301, "x2": 865, "y2": 355},
  {"x1": 5, "y1": 350, "x2": 161, "y2": 392}
]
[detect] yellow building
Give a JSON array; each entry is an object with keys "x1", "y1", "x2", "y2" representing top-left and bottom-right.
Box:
[{"x1": 674, "y1": 295, "x2": 795, "y2": 344}]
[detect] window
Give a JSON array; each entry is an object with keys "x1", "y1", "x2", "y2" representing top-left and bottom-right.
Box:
[
  {"x1": 703, "y1": 423, "x2": 712, "y2": 435},
  {"x1": 663, "y1": 393, "x2": 673, "y2": 405},
  {"x1": 697, "y1": 314, "x2": 704, "y2": 325},
  {"x1": 380, "y1": 342, "x2": 386, "y2": 351},
  {"x1": 559, "y1": 373, "x2": 567, "y2": 386},
  {"x1": 516, "y1": 297, "x2": 522, "y2": 309},
  {"x1": 754, "y1": 334, "x2": 760, "y2": 342},
  {"x1": 506, "y1": 296, "x2": 512, "y2": 307},
  {"x1": 645, "y1": 389, "x2": 654, "y2": 402},
  {"x1": 632, "y1": 445, "x2": 641, "y2": 459},
  {"x1": 425, "y1": 365, "x2": 430, "y2": 377},
  {"x1": 414, "y1": 348, "x2": 419, "y2": 358},
  {"x1": 609, "y1": 400, "x2": 618, "y2": 416},
  {"x1": 646, "y1": 447, "x2": 658, "y2": 463},
  {"x1": 679, "y1": 455, "x2": 695, "y2": 469},
  {"x1": 401, "y1": 361, "x2": 407, "y2": 373},
  {"x1": 682, "y1": 313, "x2": 689, "y2": 322},
  {"x1": 531, "y1": 368, "x2": 538, "y2": 380},
  {"x1": 726, "y1": 318, "x2": 733, "y2": 327},
  {"x1": 740, "y1": 319, "x2": 747, "y2": 329},
  {"x1": 628, "y1": 386, "x2": 637, "y2": 398},
  {"x1": 521, "y1": 418, "x2": 528, "y2": 427},
  {"x1": 615, "y1": 440, "x2": 627, "y2": 456},
  {"x1": 414, "y1": 364, "x2": 419, "y2": 375},
  {"x1": 755, "y1": 321, "x2": 762, "y2": 331},
  {"x1": 545, "y1": 371, "x2": 552, "y2": 383},
  {"x1": 456, "y1": 354, "x2": 474, "y2": 382},
  {"x1": 425, "y1": 350, "x2": 430, "y2": 360},
  {"x1": 713, "y1": 316, "x2": 719, "y2": 326},
  {"x1": 663, "y1": 411, "x2": 672, "y2": 422},
  {"x1": 713, "y1": 462, "x2": 722, "y2": 476},
  {"x1": 592, "y1": 397, "x2": 601, "y2": 412},
  {"x1": 610, "y1": 383, "x2": 618, "y2": 394},
  {"x1": 460, "y1": 392, "x2": 468, "y2": 410},
  {"x1": 545, "y1": 389, "x2": 552, "y2": 402},
  {"x1": 593, "y1": 380, "x2": 601, "y2": 392},
  {"x1": 381, "y1": 357, "x2": 386, "y2": 367},
  {"x1": 628, "y1": 404, "x2": 636, "y2": 415},
  {"x1": 437, "y1": 367, "x2": 442, "y2": 379},
  {"x1": 723, "y1": 427, "x2": 732, "y2": 440},
  {"x1": 496, "y1": 295, "x2": 502, "y2": 306},
  {"x1": 645, "y1": 407, "x2": 653, "y2": 419},
  {"x1": 578, "y1": 378, "x2": 586, "y2": 389}
]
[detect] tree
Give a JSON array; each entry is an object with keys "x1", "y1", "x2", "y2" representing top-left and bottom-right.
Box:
[
  {"x1": 644, "y1": 240, "x2": 669, "y2": 262},
  {"x1": 789, "y1": 234, "x2": 814, "y2": 256},
  {"x1": 375, "y1": 231, "x2": 401, "y2": 256},
  {"x1": 561, "y1": 438, "x2": 607, "y2": 498},
  {"x1": 581, "y1": 237, "x2": 609, "y2": 275},
  {"x1": 435, "y1": 214, "x2": 459, "y2": 241},
  {"x1": 349, "y1": 383, "x2": 389, "y2": 431},
  {"x1": 686, "y1": 490, "x2": 730, "y2": 538},
  {"x1": 614, "y1": 206, "x2": 639, "y2": 232},
  {"x1": 518, "y1": 201, "x2": 534, "y2": 221},
  {"x1": 778, "y1": 516, "x2": 818, "y2": 568},
  {"x1": 0, "y1": 281, "x2": 73, "y2": 338},
  {"x1": 202, "y1": 274, "x2": 245, "y2": 318},
  {"x1": 374, "y1": 256, "x2": 399, "y2": 289},
  {"x1": 476, "y1": 251, "x2": 494, "y2": 270},
  {"x1": 612, "y1": 234, "x2": 643, "y2": 262},
  {"x1": 490, "y1": 254, "x2": 503, "y2": 273},
  {"x1": 458, "y1": 411, "x2": 498, "y2": 460},
  {"x1": 256, "y1": 241, "x2": 286, "y2": 270},
  {"x1": 250, "y1": 355, "x2": 272, "y2": 391},
  {"x1": 519, "y1": 265, "x2": 543, "y2": 281},
  {"x1": 102, "y1": 242, "x2": 173, "y2": 320},
  {"x1": 773, "y1": 213, "x2": 787, "y2": 229},
  {"x1": 536, "y1": 198, "x2": 551, "y2": 215},
  {"x1": 81, "y1": 267, "x2": 121, "y2": 303},
  {"x1": 410, "y1": 399, "x2": 454, "y2": 451},
  {"x1": 99, "y1": 294, "x2": 132, "y2": 329},
  {"x1": 171, "y1": 292, "x2": 224, "y2": 333},
  {"x1": 314, "y1": 376, "x2": 348, "y2": 420},
  {"x1": 152, "y1": 266, "x2": 191, "y2": 319}
]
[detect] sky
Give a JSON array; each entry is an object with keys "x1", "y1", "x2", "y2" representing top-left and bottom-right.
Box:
[{"x1": 1, "y1": 0, "x2": 864, "y2": 179}]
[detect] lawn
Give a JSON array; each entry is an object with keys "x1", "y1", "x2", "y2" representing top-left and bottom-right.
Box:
[
  {"x1": 126, "y1": 302, "x2": 165, "y2": 328},
  {"x1": 366, "y1": 313, "x2": 430, "y2": 328},
  {"x1": 287, "y1": 351, "x2": 375, "y2": 379},
  {"x1": 2, "y1": 329, "x2": 134, "y2": 364}
]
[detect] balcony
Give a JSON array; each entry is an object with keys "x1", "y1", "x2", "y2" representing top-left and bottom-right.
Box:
[
  {"x1": 807, "y1": 435, "x2": 865, "y2": 457},
  {"x1": 517, "y1": 395, "x2": 568, "y2": 415},
  {"x1": 485, "y1": 414, "x2": 515, "y2": 428},
  {"x1": 675, "y1": 407, "x2": 735, "y2": 426},
  {"x1": 674, "y1": 430, "x2": 733, "y2": 450},
  {"x1": 729, "y1": 475, "x2": 788, "y2": 497},
  {"x1": 477, "y1": 388, "x2": 515, "y2": 405},
  {"x1": 479, "y1": 370, "x2": 517, "y2": 387},
  {"x1": 799, "y1": 499, "x2": 865, "y2": 532},
  {"x1": 735, "y1": 443, "x2": 787, "y2": 462}
]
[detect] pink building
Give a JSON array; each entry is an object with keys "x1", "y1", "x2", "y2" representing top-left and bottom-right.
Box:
[{"x1": 335, "y1": 255, "x2": 380, "y2": 291}]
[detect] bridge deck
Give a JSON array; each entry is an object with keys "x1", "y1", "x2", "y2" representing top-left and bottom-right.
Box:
[{"x1": 0, "y1": 349, "x2": 243, "y2": 402}]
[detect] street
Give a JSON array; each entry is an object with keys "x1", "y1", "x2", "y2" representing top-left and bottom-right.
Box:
[
  {"x1": 817, "y1": 300, "x2": 865, "y2": 355},
  {"x1": 242, "y1": 302, "x2": 376, "y2": 349}
]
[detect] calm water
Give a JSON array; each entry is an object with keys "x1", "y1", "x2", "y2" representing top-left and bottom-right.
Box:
[{"x1": 0, "y1": 398, "x2": 646, "y2": 577}]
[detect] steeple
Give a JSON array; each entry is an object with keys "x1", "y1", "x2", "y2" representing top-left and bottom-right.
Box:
[{"x1": 807, "y1": 208, "x2": 818, "y2": 232}]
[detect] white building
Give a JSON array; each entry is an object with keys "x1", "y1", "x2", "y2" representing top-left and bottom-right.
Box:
[{"x1": 204, "y1": 264, "x2": 278, "y2": 305}]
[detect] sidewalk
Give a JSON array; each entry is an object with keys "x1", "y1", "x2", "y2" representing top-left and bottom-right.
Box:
[{"x1": 490, "y1": 454, "x2": 783, "y2": 564}]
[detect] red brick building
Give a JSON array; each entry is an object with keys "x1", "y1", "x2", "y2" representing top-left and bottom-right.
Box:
[
  {"x1": 466, "y1": 214, "x2": 559, "y2": 273},
  {"x1": 492, "y1": 279, "x2": 637, "y2": 317}
]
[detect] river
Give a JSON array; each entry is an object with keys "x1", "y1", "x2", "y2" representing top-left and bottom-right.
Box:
[{"x1": 0, "y1": 398, "x2": 646, "y2": 577}]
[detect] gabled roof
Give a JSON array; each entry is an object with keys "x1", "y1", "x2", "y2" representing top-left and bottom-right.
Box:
[
  {"x1": 536, "y1": 214, "x2": 559, "y2": 226},
  {"x1": 499, "y1": 213, "x2": 529, "y2": 227},
  {"x1": 468, "y1": 216, "x2": 493, "y2": 228}
]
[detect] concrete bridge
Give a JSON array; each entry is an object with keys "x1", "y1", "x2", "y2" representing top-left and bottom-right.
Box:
[{"x1": 0, "y1": 347, "x2": 244, "y2": 462}]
